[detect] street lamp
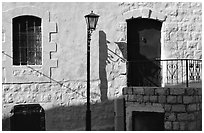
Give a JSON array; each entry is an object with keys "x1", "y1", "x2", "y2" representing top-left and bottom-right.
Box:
[{"x1": 84, "y1": 11, "x2": 99, "y2": 131}]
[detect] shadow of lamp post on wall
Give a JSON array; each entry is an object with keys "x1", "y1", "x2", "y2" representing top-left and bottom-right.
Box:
[{"x1": 84, "y1": 11, "x2": 99, "y2": 131}]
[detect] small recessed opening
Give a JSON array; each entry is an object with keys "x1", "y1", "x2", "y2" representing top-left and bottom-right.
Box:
[{"x1": 132, "y1": 111, "x2": 164, "y2": 131}]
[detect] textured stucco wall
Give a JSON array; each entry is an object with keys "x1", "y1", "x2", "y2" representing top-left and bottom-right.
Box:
[{"x1": 2, "y1": 2, "x2": 202, "y2": 131}]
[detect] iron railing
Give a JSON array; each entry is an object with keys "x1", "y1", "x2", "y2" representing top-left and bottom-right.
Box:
[{"x1": 127, "y1": 59, "x2": 202, "y2": 87}]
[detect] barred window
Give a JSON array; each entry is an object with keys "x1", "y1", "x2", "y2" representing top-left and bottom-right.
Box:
[{"x1": 13, "y1": 15, "x2": 42, "y2": 65}]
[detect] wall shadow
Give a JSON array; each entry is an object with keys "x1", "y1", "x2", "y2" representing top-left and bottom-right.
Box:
[
  {"x1": 127, "y1": 55, "x2": 162, "y2": 87},
  {"x1": 2, "y1": 100, "x2": 115, "y2": 131},
  {"x1": 114, "y1": 42, "x2": 127, "y2": 60},
  {"x1": 115, "y1": 41, "x2": 162, "y2": 87},
  {"x1": 2, "y1": 117, "x2": 10, "y2": 131},
  {"x1": 99, "y1": 31, "x2": 108, "y2": 102}
]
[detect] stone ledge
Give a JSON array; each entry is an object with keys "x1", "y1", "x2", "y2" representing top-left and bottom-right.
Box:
[{"x1": 123, "y1": 8, "x2": 167, "y2": 22}]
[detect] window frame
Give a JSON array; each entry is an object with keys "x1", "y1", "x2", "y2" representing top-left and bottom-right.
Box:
[{"x1": 12, "y1": 15, "x2": 43, "y2": 66}]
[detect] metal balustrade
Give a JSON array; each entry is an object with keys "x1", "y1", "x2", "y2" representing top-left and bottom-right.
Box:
[{"x1": 127, "y1": 59, "x2": 202, "y2": 87}]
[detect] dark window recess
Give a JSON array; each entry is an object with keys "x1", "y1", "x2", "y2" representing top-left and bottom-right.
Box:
[
  {"x1": 13, "y1": 15, "x2": 42, "y2": 65},
  {"x1": 132, "y1": 111, "x2": 164, "y2": 131},
  {"x1": 10, "y1": 104, "x2": 45, "y2": 131}
]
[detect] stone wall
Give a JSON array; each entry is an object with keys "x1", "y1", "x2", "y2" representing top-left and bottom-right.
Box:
[
  {"x1": 2, "y1": 2, "x2": 202, "y2": 131},
  {"x1": 123, "y1": 87, "x2": 202, "y2": 131}
]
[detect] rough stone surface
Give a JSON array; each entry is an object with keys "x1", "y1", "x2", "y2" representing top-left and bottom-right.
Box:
[
  {"x1": 170, "y1": 88, "x2": 185, "y2": 95},
  {"x1": 173, "y1": 122, "x2": 180, "y2": 130},
  {"x1": 172, "y1": 105, "x2": 186, "y2": 112},
  {"x1": 183, "y1": 96, "x2": 194, "y2": 104},
  {"x1": 167, "y1": 96, "x2": 177, "y2": 103},
  {"x1": 158, "y1": 96, "x2": 166, "y2": 103},
  {"x1": 165, "y1": 121, "x2": 172, "y2": 130},
  {"x1": 124, "y1": 87, "x2": 202, "y2": 131},
  {"x1": 187, "y1": 104, "x2": 197, "y2": 112}
]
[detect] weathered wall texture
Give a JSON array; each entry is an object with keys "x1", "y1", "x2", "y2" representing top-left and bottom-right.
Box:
[{"x1": 2, "y1": 2, "x2": 202, "y2": 131}]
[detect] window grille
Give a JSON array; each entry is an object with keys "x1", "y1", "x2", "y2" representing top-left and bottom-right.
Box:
[{"x1": 13, "y1": 15, "x2": 42, "y2": 65}]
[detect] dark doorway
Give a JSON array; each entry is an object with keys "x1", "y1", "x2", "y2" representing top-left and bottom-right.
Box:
[
  {"x1": 127, "y1": 18, "x2": 162, "y2": 86},
  {"x1": 132, "y1": 111, "x2": 164, "y2": 131}
]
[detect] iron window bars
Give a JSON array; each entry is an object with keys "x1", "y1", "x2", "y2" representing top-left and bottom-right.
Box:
[{"x1": 13, "y1": 15, "x2": 42, "y2": 65}]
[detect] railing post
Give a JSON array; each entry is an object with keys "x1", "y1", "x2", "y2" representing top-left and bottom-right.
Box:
[{"x1": 186, "y1": 59, "x2": 189, "y2": 87}]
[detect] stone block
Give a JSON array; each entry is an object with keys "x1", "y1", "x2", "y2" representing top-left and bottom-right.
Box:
[
  {"x1": 177, "y1": 113, "x2": 194, "y2": 121},
  {"x1": 149, "y1": 11, "x2": 157, "y2": 20},
  {"x1": 195, "y1": 96, "x2": 199, "y2": 103},
  {"x1": 188, "y1": 113, "x2": 195, "y2": 121},
  {"x1": 164, "y1": 104, "x2": 172, "y2": 112},
  {"x1": 188, "y1": 23, "x2": 197, "y2": 32},
  {"x1": 149, "y1": 96, "x2": 158, "y2": 103},
  {"x1": 135, "y1": 95, "x2": 143, "y2": 103},
  {"x1": 124, "y1": 95, "x2": 128, "y2": 101},
  {"x1": 172, "y1": 105, "x2": 186, "y2": 112},
  {"x1": 173, "y1": 122, "x2": 179, "y2": 130},
  {"x1": 156, "y1": 12, "x2": 167, "y2": 21},
  {"x1": 155, "y1": 88, "x2": 168, "y2": 95},
  {"x1": 177, "y1": 96, "x2": 183, "y2": 103},
  {"x1": 184, "y1": 50, "x2": 195, "y2": 58},
  {"x1": 197, "y1": 42, "x2": 202, "y2": 50},
  {"x1": 167, "y1": 96, "x2": 177, "y2": 103},
  {"x1": 187, "y1": 104, "x2": 197, "y2": 112},
  {"x1": 2, "y1": 85, "x2": 10, "y2": 92},
  {"x1": 141, "y1": 8, "x2": 151, "y2": 18},
  {"x1": 164, "y1": 121, "x2": 172, "y2": 130},
  {"x1": 194, "y1": 50, "x2": 202, "y2": 59},
  {"x1": 116, "y1": 22, "x2": 127, "y2": 32},
  {"x1": 166, "y1": 23, "x2": 178, "y2": 32},
  {"x1": 187, "y1": 41, "x2": 199, "y2": 50},
  {"x1": 143, "y1": 96, "x2": 149, "y2": 102},
  {"x1": 199, "y1": 96, "x2": 202, "y2": 103},
  {"x1": 177, "y1": 31, "x2": 185, "y2": 41},
  {"x1": 177, "y1": 41, "x2": 187, "y2": 50},
  {"x1": 158, "y1": 96, "x2": 166, "y2": 103},
  {"x1": 164, "y1": 112, "x2": 170, "y2": 120},
  {"x1": 21, "y1": 84, "x2": 32, "y2": 92},
  {"x1": 127, "y1": 95, "x2": 135, "y2": 102},
  {"x1": 131, "y1": 10, "x2": 142, "y2": 19},
  {"x1": 183, "y1": 96, "x2": 194, "y2": 104},
  {"x1": 191, "y1": 33, "x2": 201, "y2": 41},
  {"x1": 186, "y1": 88, "x2": 195, "y2": 95},
  {"x1": 178, "y1": 23, "x2": 188, "y2": 32},
  {"x1": 197, "y1": 88, "x2": 202, "y2": 95},
  {"x1": 169, "y1": 88, "x2": 185, "y2": 95},
  {"x1": 132, "y1": 88, "x2": 144, "y2": 95},
  {"x1": 188, "y1": 121, "x2": 197, "y2": 131},
  {"x1": 166, "y1": 113, "x2": 176, "y2": 121},
  {"x1": 170, "y1": 32, "x2": 178, "y2": 42},
  {"x1": 177, "y1": 113, "x2": 188, "y2": 121},
  {"x1": 123, "y1": 87, "x2": 132, "y2": 95},
  {"x1": 179, "y1": 122, "x2": 186, "y2": 130},
  {"x1": 144, "y1": 88, "x2": 155, "y2": 95}
]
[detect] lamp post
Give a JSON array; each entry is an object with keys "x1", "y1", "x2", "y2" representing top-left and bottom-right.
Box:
[{"x1": 84, "y1": 11, "x2": 99, "y2": 131}]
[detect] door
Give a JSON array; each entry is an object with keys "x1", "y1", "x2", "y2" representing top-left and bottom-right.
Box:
[{"x1": 127, "y1": 18, "x2": 162, "y2": 86}]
